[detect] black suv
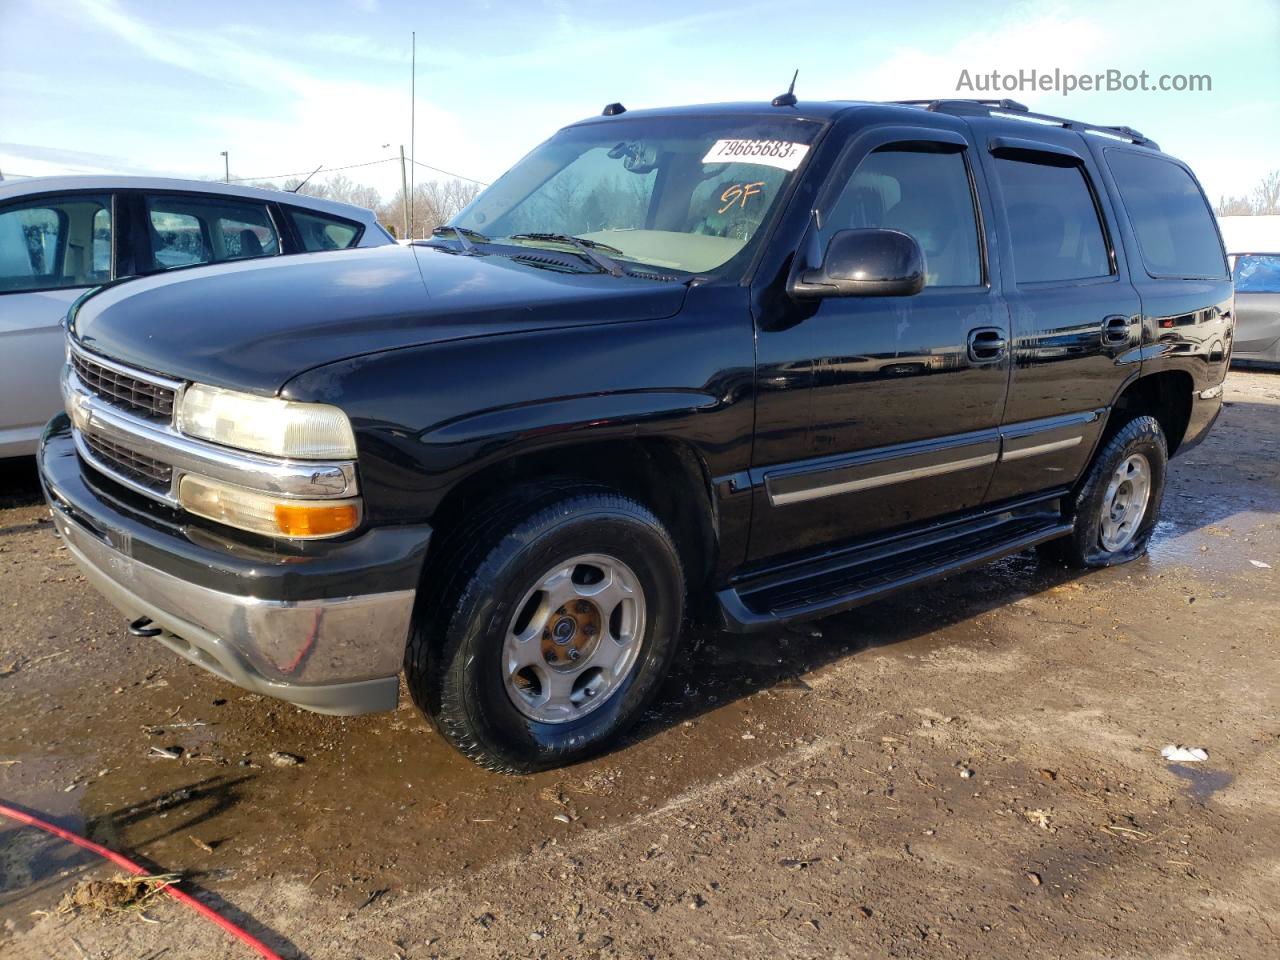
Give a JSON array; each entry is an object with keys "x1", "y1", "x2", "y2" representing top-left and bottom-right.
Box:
[{"x1": 38, "y1": 97, "x2": 1232, "y2": 772}]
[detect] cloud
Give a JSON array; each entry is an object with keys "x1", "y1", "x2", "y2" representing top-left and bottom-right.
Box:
[
  {"x1": 59, "y1": 0, "x2": 492, "y2": 191},
  {"x1": 0, "y1": 141, "x2": 175, "y2": 178},
  {"x1": 14, "y1": 0, "x2": 1278, "y2": 204}
]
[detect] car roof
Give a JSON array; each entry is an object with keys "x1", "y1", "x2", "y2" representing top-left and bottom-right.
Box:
[
  {"x1": 0, "y1": 174, "x2": 379, "y2": 221},
  {"x1": 569, "y1": 99, "x2": 876, "y2": 127},
  {"x1": 568, "y1": 98, "x2": 1167, "y2": 154}
]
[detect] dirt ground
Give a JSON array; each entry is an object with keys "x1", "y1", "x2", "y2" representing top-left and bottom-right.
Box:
[{"x1": 1, "y1": 371, "x2": 1278, "y2": 960}]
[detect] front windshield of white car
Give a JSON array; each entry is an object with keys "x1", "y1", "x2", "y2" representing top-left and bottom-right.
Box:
[{"x1": 450, "y1": 114, "x2": 824, "y2": 277}]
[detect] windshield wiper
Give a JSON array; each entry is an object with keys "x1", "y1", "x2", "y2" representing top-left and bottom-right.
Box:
[
  {"x1": 429, "y1": 225, "x2": 488, "y2": 254},
  {"x1": 507, "y1": 233, "x2": 625, "y2": 276}
]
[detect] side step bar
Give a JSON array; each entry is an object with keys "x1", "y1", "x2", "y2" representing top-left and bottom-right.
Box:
[{"x1": 718, "y1": 500, "x2": 1072, "y2": 632}]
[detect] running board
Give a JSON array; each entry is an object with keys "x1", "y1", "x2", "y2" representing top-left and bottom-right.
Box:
[{"x1": 718, "y1": 500, "x2": 1072, "y2": 632}]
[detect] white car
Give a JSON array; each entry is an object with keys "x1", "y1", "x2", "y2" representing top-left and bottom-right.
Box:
[{"x1": 0, "y1": 176, "x2": 394, "y2": 457}]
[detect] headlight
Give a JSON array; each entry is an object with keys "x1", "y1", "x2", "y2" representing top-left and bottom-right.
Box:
[
  {"x1": 178, "y1": 384, "x2": 356, "y2": 460},
  {"x1": 179, "y1": 474, "x2": 361, "y2": 539}
]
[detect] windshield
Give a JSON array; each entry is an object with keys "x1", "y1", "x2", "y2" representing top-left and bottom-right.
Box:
[
  {"x1": 1233, "y1": 254, "x2": 1280, "y2": 293},
  {"x1": 451, "y1": 114, "x2": 823, "y2": 277}
]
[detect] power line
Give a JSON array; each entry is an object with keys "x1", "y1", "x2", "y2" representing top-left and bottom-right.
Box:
[
  {"x1": 410, "y1": 158, "x2": 489, "y2": 186},
  {"x1": 1, "y1": 157, "x2": 488, "y2": 189},
  {"x1": 225, "y1": 156, "x2": 398, "y2": 183},
  {"x1": 224, "y1": 155, "x2": 489, "y2": 188}
]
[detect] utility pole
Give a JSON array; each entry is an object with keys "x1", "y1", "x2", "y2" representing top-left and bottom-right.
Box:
[
  {"x1": 399, "y1": 145, "x2": 411, "y2": 240},
  {"x1": 409, "y1": 30, "x2": 416, "y2": 239},
  {"x1": 220, "y1": 151, "x2": 229, "y2": 183}
]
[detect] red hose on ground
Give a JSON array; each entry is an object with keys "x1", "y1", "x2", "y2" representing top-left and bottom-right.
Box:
[{"x1": 0, "y1": 801, "x2": 285, "y2": 960}]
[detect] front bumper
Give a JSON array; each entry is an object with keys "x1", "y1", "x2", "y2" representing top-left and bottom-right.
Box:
[{"x1": 38, "y1": 416, "x2": 431, "y2": 715}]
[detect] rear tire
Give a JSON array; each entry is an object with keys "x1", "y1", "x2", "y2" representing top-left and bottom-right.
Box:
[
  {"x1": 406, "y1": 487, "x2": 684, "y2": 773},
  {"x1": 1039, "y1": 415, "x2": 1167, "y2": 569}
]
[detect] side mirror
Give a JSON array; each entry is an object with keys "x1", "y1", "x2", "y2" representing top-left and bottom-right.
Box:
[{"x1": 789, "y1": 228, "x2": 925, "y2": 299}]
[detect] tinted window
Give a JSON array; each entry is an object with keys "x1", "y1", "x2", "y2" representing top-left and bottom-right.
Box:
[
  {"x1": 822, "y1": 146, "x2": 982, "y2": 287},
  {"x1": 145, "y1": 194, "x2": 279, "y2": 271},
  {"x1": 995, "y1": 155, "x2": 1110, "y2": 283},
  {"x1": 289, "y1": 210, "x2": 362, "y2": 251},
  {"x1": 0, "y1": 193, "x2": 112, "y2": 293},
  {"x1": 1233, "y1": 254, "x2": 1280, "y2": 293},
  {"x1": 1107, "y1": 152, "x2": 1226, "y2": 279}
]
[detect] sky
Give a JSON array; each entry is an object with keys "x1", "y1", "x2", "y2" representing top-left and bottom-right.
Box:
[{"x1": 0, "y1": 0, "x2": 1277, "y2": 204}]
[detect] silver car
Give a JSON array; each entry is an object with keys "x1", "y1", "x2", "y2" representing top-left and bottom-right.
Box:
[
  {"x1": 1230, "y1": 252, "x2": 1280, "y2": 368},
  {"x1": 0, "y1": 176, "x2": 393, "y2": 457}
]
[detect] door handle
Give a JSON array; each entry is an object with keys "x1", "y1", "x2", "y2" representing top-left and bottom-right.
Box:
[
  {"x1": 1102, "y1": 314, "x2": 1132, "y2": 346},
  {"x1": 967, "y1": 327, "x2": 1007, "y2": 364}
]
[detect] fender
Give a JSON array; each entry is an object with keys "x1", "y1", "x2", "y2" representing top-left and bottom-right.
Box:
[{"x1": 280, "y1": 291, "x2": 759, "y2": 537}]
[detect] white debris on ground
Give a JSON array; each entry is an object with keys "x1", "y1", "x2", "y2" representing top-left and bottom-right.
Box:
[{"x1": 1161, "y1": 745, "x2": 1209, "y2": 762}]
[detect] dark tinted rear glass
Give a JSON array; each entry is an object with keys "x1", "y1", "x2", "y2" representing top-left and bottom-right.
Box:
[
  {"x1": 1106, "y1": 151, "x2": 1226, "y2": 279},
  {"x1": 822, "y1": 146, "x2": 982, "y2": 287},
  {"x1": 994, "y1": 156, "x2": 1111, "y2": 284}
]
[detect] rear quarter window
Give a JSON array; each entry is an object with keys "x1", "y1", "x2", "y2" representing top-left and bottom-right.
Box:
[
  {"x1": 1106, "y1": 151, "x2": 1227, "y2": 279},
  {"x1": 289, "y1": 209, "x2": 363, "y2": 251}
]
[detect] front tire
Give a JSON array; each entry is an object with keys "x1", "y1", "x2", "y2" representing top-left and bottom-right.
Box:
[
  {"x1": 406, "y1": 488, "x2": 685, "y2": 773},
  {"x1": 1040, "y1": 415, "x2": 1168, "y2": 568}
]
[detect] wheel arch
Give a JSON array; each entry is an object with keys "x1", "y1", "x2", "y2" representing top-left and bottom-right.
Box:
[
  {"x1": 1106, "y1": 369, "x2": 1194, "y2": 455},
  {"x1": 424, "y1": 435, "x2": 720, "y2": 597}
]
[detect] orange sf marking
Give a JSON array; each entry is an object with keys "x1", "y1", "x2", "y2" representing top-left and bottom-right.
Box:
[{"x1": 718, "y1": 181, "x2": 766, "y2": 214}]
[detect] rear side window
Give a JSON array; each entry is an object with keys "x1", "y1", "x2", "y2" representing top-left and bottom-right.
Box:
[
  {"x1": 289, "y1": 210, "x2": 362, "y2": 251},
  {"x1": 0, "y1": 193, "x2": 112, "y2": 293},
  {"x1": 822, "y1": 145, "x2": 983, "y2": 287},
  {"x1": 145, "y1": 194, "x2": 280, "y2": 271},
  {"x1": 994, "y1": 155, "x2": 1110, "y2": 284},
  {"x1": 1233, "y1": 254, "x2": 1280, "y2": 293},
  {"x1": 1106, "y1": 152, "x2": 1226, "y2": 279}
]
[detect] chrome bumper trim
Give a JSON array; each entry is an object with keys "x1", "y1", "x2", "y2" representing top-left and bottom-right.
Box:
[
  {"x1": 50, "y1": 501, "x2": 414, "y2": 691},
  {"x1": 62, "y1": 363, "x2": 358, "y2": 503}
]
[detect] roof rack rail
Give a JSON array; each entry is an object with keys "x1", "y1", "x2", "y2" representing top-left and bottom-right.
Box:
[
  {"x1": 889, "y1": 98, "x2": 1157, "y2": 150},
  {"x1": 894, "y1": 98, "x2": 1029, "y2": 113}
]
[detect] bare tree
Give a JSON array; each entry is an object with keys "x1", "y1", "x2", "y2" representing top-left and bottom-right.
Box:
[
  {"x1": 417, "y1": 178, "x2": 482, "y2": 235},
  {"x1": 1253, "y1": 170, "x2": 1280, "y2": 216},
  {"x1": 200, "y1": 169, "x2": 483, "y2": 237},
  {"x1": 1216, "y1": 194, "x2": 1254, "y2": 216},
  {"x1": 381, "y1": 178, "x2": 482, "y2": 238},
  {"x1": 280, "y1": 176, "x2": 330, "y2": 199},
  {"x1": 322, "y1": 173, "x2": 382, "y2": 211}
]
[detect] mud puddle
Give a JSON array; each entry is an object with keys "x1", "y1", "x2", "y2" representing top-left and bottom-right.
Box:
[{"x1": 1166, "y1": 763, "x2": 1234, "y2": 802}]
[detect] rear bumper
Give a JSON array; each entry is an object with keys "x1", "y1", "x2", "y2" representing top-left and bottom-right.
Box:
[
  {"x1": 38, "y1": 415, "x2": 430, "y2": 715},
  {"x1": 1177, "y1": 384, "x2": 1224, "y2": 455}
]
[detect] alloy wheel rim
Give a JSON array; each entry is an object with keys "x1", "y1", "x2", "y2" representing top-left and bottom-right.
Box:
[
  {"x1": 501, "y1": 553, "x2": 646, "y2": 724},
  {"x1": 1099, "y1": 453, "x2": 1152, "y2": 552}
]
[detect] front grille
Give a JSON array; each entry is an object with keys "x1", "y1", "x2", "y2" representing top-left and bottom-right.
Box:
[
  {"x1": 83, "y1": 433, "x2": 173, "y2": 491},
  {"x1": 72, "y1": 351, "x2": 176, "y2": 421}
]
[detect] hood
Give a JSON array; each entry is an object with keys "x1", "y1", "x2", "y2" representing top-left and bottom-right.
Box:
[{"x1": 70, "y1": 244, "x2": 688, "y2": 394}]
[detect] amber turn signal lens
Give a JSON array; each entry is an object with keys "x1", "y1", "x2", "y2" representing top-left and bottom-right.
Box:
[
  {"x1": 273, "y1": 502, "x2": 361, "y2": 537},
  {"x1": 179, "y1": 474, "x2": 361, "y2": 540}
]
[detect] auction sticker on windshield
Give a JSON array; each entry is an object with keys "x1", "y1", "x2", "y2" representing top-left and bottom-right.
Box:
[{"x1": 702, "y1": 139, "x2": 810, "y2": 171}]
